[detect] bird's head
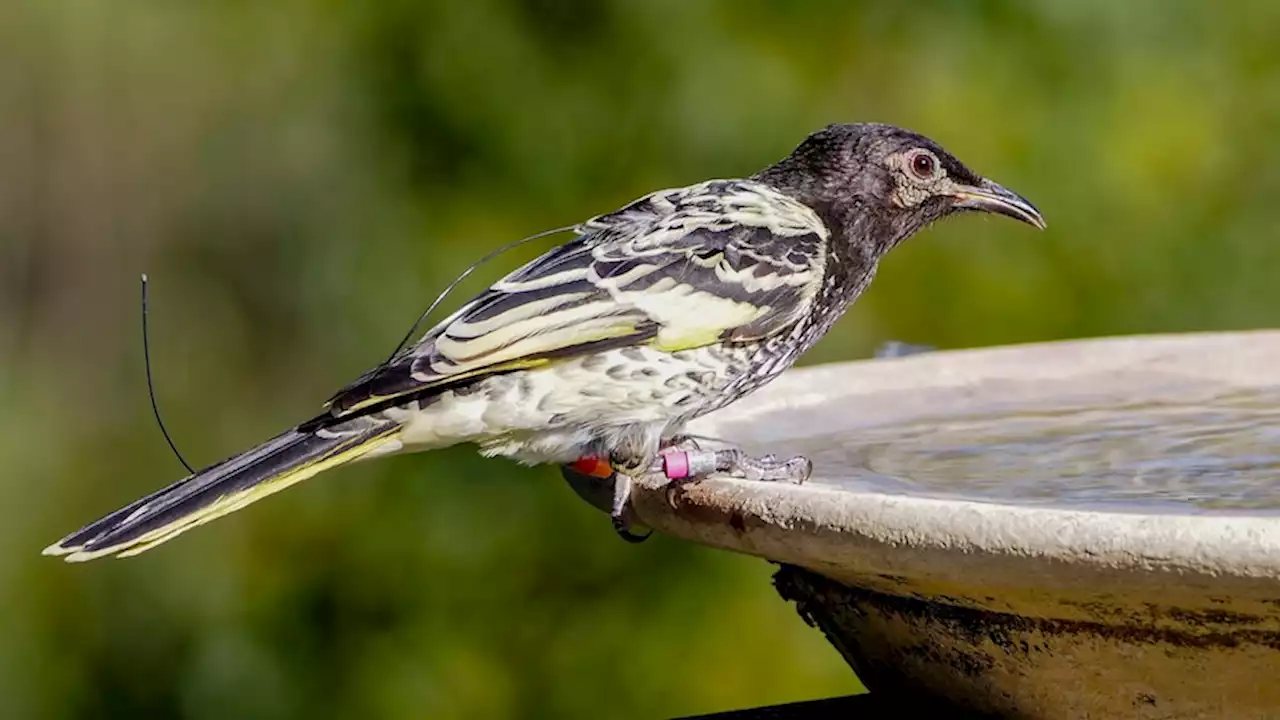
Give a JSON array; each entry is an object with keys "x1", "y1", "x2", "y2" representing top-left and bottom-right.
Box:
[{"x1": 757, "y1": 123, "x2": 1045, "y2": 251}]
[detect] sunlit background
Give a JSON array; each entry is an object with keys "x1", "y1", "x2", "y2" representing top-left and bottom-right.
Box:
[{"x1": 2, "y1": 1, "x2": 1277, "y2": 718}]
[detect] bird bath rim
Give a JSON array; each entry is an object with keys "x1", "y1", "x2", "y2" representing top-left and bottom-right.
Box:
[{"x1": 585, "y1": 330, "x2": 1280, "y2": 597}]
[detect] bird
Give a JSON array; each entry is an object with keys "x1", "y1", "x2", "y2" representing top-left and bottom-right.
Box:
[{"x1": 44, "y1": 122, "x2": 1044, "y2": 561}]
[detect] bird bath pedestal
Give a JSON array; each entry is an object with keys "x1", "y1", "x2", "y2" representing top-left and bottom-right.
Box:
[{"x1": 565, "y1": 331, "x2": 1280, "y2": 719}]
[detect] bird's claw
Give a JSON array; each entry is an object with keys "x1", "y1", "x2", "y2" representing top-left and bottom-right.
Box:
[
  {"x1": 663, "y1": 476, "x2": 691, "y2": 511},
  {"x1": 611, "y1": 514, "x2": 652, "y2": 543}
]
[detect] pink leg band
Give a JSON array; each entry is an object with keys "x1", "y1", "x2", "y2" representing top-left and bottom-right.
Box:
[{"x1": 663, "y1": 451, "x2": 691, "y2": 480}]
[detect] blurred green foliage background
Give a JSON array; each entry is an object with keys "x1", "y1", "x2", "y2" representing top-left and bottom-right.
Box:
[{"x1": 2, "y1": 1, "x2": 1278, "y2": 718}]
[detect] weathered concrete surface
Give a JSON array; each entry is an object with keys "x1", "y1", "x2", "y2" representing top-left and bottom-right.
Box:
[{"x1": 567, "y1": 331, "x2": 1280, "y2": 719}]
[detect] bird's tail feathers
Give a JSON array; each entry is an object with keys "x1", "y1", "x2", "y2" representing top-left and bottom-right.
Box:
[{"x1": 44, "y1": 420, "x2": 401, "y2": 562}]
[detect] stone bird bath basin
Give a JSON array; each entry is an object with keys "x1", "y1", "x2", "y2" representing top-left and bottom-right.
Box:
[{"x1": 564, "y1": 331, "x2": 1280, "y2": 719}]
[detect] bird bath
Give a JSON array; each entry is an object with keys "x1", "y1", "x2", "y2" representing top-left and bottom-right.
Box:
[{"x1": 564, "y1": 330, "x2": 1280, "y2": 719}]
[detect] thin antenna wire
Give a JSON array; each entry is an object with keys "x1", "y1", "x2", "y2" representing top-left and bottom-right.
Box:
[
  {"x1": 141, "y1": 274, "x2": 195, "y2": 474},
  {"x1": 382, "y1": 225, "x2": 574, "y2": 364}
]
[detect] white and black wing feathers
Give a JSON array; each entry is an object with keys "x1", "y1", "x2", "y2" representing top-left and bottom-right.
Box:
[{"x1": 325, "y1": 180, "x2": 830, "y2": 417}]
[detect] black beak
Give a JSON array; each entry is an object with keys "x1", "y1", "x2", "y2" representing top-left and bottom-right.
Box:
[{"x1": 952, "y1": 179, "x2": 1046, "y2": 230}]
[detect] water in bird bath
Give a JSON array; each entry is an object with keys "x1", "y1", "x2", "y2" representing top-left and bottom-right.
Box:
[{"x1": 785, "y1": 387, "x2": 1280, "y2": 512}]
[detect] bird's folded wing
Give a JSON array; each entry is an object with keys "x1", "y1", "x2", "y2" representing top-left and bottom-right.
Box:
[{"x1": 324, "y1": 181, "x2": 829, "y2": 418}]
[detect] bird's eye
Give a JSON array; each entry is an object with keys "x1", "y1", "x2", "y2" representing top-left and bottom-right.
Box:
[{"x1": 907, "y1": 150, "x2": 940, "y2": 181}]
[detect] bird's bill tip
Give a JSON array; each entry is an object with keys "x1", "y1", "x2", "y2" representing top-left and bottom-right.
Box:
[{"x1": 951, "y1": 179, "x2": 1046, "y2": 230}]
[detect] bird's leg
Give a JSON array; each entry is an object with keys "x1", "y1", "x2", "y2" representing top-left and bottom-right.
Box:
[
  {"x1": 656, "y1": 433, "x2": 757, "y2": 507},
  {"x1": 609, "y1": 472, "x2": 651, "y2": 544},
  {"x1": 600, "y1": 453, "x2": 654, "y2": 544},
  {"x1": 653, "y1": 437, "x2": 712, "y2": 510}
]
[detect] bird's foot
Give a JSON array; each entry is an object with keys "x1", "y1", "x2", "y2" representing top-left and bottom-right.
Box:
[{"x1": 726, "y1": 450, "x2": 812, "y2": 484}]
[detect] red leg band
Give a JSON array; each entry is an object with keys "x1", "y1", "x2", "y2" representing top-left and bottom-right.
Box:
[{"x1": 570, "y1": 456, "x2": 614, "y2": 478}]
